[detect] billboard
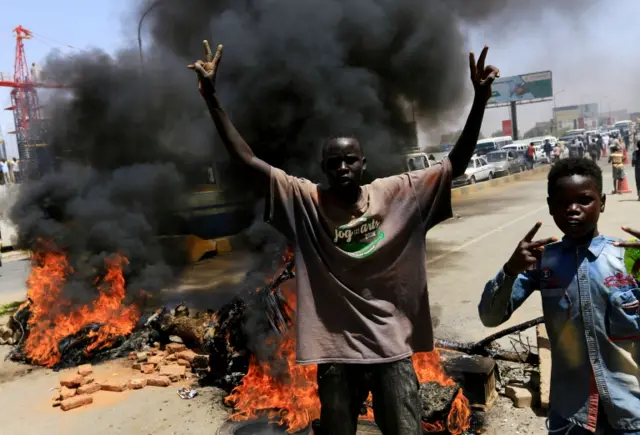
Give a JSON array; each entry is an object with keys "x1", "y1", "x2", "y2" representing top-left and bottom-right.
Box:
[
  {"x1": 487, "y1": 71, "x2": 553, "y2": 104},
  {"x1": 502, "y1": 120, "x2": 513, "y2": 136}
]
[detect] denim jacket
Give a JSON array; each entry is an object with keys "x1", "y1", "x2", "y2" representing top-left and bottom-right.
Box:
[{"x1": 478, "y1": 235, "x2": 640, "y2": 432}]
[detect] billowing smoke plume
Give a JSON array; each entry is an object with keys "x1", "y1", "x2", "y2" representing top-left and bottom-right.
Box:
[
  {"x1": 142, "y1": 0, "x2": 595, "y2": 178},
  {"x1": 9, "y1": 47, "x2": 218, "y2": 305},
  {"x1": 145, "y1": 0, "x2": 468, "y2": 177}
]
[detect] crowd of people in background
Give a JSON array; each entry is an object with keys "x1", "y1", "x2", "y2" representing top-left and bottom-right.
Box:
[{"x1": 0, "y1": 158, "x2": 21, "y2": 185}]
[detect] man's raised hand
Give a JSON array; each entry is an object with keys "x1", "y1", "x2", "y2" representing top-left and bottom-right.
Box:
[
  {"x1": 187, "y1": 40, "x2": 223, "y2": 97},
  {"x1": 469, "y1": 46, "x2": 500, "y2": 102},
  {"x1": 614, "y1": 227, "x2": 640, "y2": 248},
  {"x1": 504, "y1": 222, "x2": 558, "y2": 276}
]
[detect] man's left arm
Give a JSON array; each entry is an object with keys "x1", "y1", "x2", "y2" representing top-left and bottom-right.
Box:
[{"x1": 448, "y1": 46, "x2": 500, "y2": 178}]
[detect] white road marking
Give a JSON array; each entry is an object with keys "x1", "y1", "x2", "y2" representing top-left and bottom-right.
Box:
[{"x1": 427, "y1": 204, "x2": 549, "y2": 265}]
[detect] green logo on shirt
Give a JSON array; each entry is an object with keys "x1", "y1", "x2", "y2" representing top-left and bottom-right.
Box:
[{"x1": 333, "y1": 215, "x2": 385, "y2": 258}]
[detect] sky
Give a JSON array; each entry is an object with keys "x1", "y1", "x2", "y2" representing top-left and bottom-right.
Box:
[{"x1": 1, "y1": 0, "x2": 639, "y2": 156}]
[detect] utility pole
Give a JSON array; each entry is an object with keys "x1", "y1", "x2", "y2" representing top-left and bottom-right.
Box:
[{"x1": 510, "y1": 101, "x2": 518, "y2": 140}]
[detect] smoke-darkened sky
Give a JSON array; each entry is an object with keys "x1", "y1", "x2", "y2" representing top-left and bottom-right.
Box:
[{"x1": 0, "y1": 0, "x2": 638, "y2": 155}]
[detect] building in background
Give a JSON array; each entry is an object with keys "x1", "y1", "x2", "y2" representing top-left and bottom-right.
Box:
[{"x1": 553, "y1": 103, "x2": 599, "y2": 130}]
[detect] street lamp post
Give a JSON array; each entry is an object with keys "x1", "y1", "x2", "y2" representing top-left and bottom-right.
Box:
[
  {"x1": 553, "y1": 89, "x2": 565, "y2": 134},
  {"x1": 599, "y1": 96, "x2": 608, "y2": 126},
  {"x1": 138, "y1": 0, "x2": 166, "y2": 68}
]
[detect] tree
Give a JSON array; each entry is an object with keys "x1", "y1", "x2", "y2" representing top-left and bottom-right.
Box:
[{"x1": 491, "y1": 130, "x2": 504, "y2": 138}]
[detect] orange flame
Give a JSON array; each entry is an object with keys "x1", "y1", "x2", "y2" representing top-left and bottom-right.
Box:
[
  {"x1": 224, "y1": 250, "x2": 471, "y2": 434},
  {"x1": 225, "y1": 285, "x2": 320, "y2": 432},
  {"x1": 23, "y1": 249, "x2": 139, "y2": 367}
]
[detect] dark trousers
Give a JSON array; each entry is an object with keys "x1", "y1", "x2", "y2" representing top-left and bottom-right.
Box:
[
  {"x1": 635, "y1": 166, "x2": 640, "y2": 195},
  {"x1": 317, "y1": 357, "x2": 422, "y2": 435}
]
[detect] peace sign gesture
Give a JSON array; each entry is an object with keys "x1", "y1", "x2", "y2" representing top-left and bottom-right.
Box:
[
  {"x1": 187, "y1": 40, "x2": 223, "y2": 98},
  {"x1": 504, "y1": 222, "x2": 558, "y2": 277},
  {"x1": 469, "y1": 46, "x2": 500, "y2": 102}
]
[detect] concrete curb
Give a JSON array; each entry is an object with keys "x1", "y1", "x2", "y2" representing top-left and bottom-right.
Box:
[{"x1": 451, "y1": 165, "x2": 550, "y2": 199}]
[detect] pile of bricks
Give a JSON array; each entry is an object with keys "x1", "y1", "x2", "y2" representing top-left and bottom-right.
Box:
[
  {"x1": 128, "y1": 342, "x2": 209, "y2": 380},
  {"x1": 52, "y1": 342, "x2": 209, "y2": 411}
]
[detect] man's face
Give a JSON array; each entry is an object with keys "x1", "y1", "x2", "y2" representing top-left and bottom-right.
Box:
[
  {"x1": 547, "y1": 175, "x2": 605, "y2": 241},
  {"x1": 321, "y1": 137, "x2": 366, "y2": 190}
]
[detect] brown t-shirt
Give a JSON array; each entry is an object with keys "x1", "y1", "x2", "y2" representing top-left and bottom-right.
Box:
[{"x1": 266, "y1": 159, "x2": 453, "y2": 365}]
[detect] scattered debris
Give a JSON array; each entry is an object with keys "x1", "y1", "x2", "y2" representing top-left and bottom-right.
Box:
[
  {"x1": 436, "y1": 317, "x2": 544, "y2": 363},
  {"x1": 177, "y1": 387, "x2": 198, "y2": 399},
  {"x1": 60, "y1": 395, "x2": 93, "y2": 411},
  {"x1": 505, "y1": 384, "x2": 534, "y2": 408}
]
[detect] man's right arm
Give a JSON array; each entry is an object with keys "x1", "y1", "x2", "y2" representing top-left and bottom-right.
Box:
[
  {"x1": 204, "y1": 94, "x2": 271, "y2": 191},
  {"x1": 189, "y1": 41, "x2": 271, "y2": 194}
]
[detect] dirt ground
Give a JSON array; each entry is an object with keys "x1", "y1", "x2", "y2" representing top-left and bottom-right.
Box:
[{"x1": 0, "y1": 345, "x2": 231, "y2": 435}]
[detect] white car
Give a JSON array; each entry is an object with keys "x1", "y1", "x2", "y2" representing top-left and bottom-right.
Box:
[{"x1": 453, "y1": 156, "x2": 495, "y2": 186}]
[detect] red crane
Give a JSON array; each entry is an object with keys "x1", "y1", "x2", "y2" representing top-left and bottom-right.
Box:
[{"x1": 0, "y1": 25, "x2": 66, "y2": 176}]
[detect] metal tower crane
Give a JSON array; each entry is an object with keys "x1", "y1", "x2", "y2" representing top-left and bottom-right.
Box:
[{"x1": 0, "y1": 25, "x2": 66, "y2": 178}]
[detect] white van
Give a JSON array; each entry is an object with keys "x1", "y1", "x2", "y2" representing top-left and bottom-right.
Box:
[{"x1": 475, "y1": 136, "x2": 514, "y2": 156}]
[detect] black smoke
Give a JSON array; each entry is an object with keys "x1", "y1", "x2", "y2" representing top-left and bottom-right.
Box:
[
  {"x1": 9, "y1": 47, "x2": 217, "y2": 307},
  {"x1": 144, "y1": 0, "x2": 467, "y2": 178},
  {"x1": 141, "y1": 0, "x2": 595, "y2": 178}
]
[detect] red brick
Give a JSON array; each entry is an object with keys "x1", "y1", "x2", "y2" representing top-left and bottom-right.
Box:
[
  {"x1": 147, "y1": 355, "x2": 163, "y2": 365},
  {"x1": 52, "y1": 400, "x2": 61, "y2": 407},
  {"x1": 165, "y1": 354, "x2": 177, "y2": 362},
  {"x1": 176, "y1": 350, "x2": 198, "y2": 363},
  {"x1": 159, "y1": 364, "x2": 186, "y2": 378},
  {"x1": 141, "y1": 364, "x2": 156, "y2": 374},
  {"x1": 132, "y1": 363, "x2": 142, "y2": 370},
  {"x1": 177, "y1": 359, "x2": 191, "y2": 368},
  {"x1": 60, "y1": 386, "x2": 76, "y2": 400},
  {"x1": 165, "y1": 343, "x2": 186, "y2": 354},
  {"x1": 77, "y1": 364, "x2": 93, "y2": 376},
  {"x1": 129, "y1": 378, "x2": 147, "y2": 389},
  {"x1": 60, "y1": 375, "x2": 84, "y2": 388},
  {"x1": 146, "y1": 375, "x2": 171, "y2": 387},
  {"x1": 77, "y1": 382, "x2": 101, "y2": 395},
  {"x1": 60, "y1": 395, "x2": 93, "y2": 411},
  {"x1": 80, "y1": 376, "x2": 94, "y2": 386},
  {"x1": 100, "y1": 380, "x2": 128, "y2": 392}
]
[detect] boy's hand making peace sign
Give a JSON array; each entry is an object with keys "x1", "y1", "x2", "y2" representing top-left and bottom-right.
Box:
[{"x1": 504, "y1": 222, "x2": 558, "y2": 277}]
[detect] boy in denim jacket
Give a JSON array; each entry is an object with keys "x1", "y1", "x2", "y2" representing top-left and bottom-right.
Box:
[{"x1": 478, "y1": 158, "x2": 640, "y2": 434}]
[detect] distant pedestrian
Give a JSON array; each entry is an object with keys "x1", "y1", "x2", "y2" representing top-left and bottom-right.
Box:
[
  {"x1": 633, "y1": 140, "x2": 640, "y2": 200},
  {"x1": 12, "y1": 158, "x2": 20, "y2": 183},
  {"x1": 543, "y1": 139, "x2": 553, "y2": 162},
  {"x1": 0, "y1": 160, "x2": 9, "y2": 185},
  {"x1": 551, "y1": 144, "x2": 561, "y2": 163},
  {"x1": 526, "y1": 142, "x2": 536, "y2": 170},
  {"x1": 609, "y1": 144, "x2": 625, "y2": 194}
]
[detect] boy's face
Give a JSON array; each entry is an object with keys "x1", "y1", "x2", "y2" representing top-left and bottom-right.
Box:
[{"x1": 547, "y1": 175, "x2": 605, "y2": 241}]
